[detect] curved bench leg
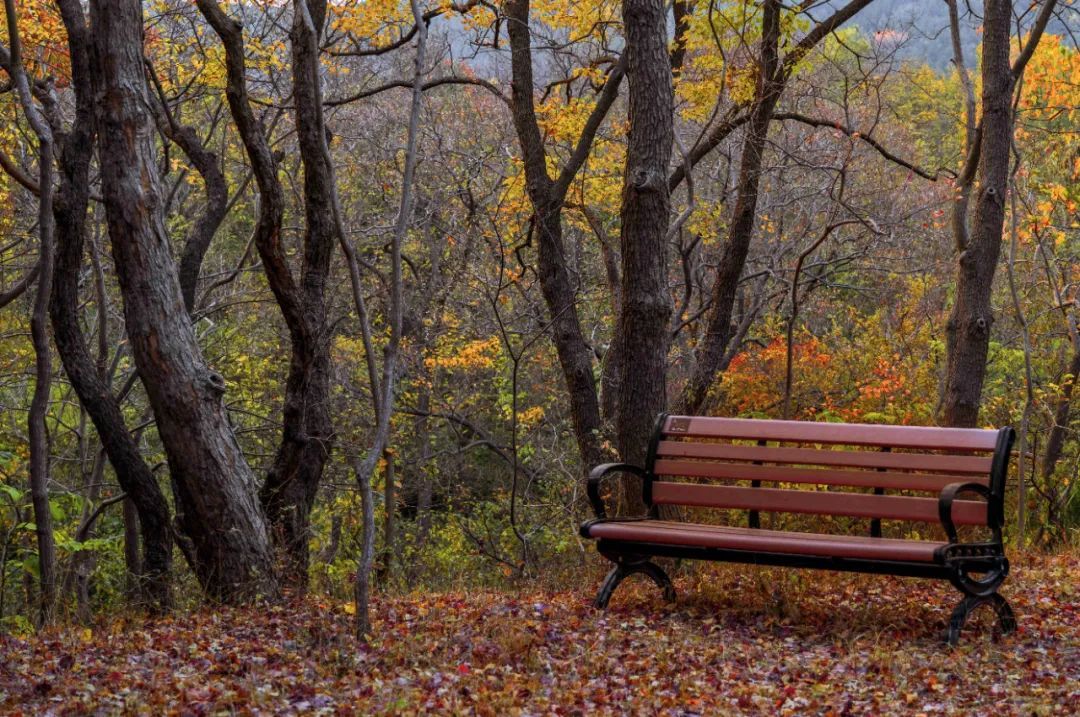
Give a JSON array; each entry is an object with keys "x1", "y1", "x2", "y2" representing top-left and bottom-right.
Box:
[
  {"x1": 593, "y1": 560, "x2": 676, "y2": 609},
  {"x1": 945, "y1": 592, "x2": 1016, "y2": 646}
]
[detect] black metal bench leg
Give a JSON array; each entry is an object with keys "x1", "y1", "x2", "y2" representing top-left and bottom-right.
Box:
[
  {"x1": 945, "y1": 592, "x2": 1016, "y2": 646},
  {"x1": 593, "y1": 560, "x2": 676, "y2": 609}
]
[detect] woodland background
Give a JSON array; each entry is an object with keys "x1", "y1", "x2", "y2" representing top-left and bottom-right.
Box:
[{"x1": 0, "y1": 0, "x2": 1077, "y2": 650}]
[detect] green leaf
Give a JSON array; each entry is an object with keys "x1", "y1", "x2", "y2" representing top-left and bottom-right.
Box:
[{"x1": 21, "y1": 554, "x2": 39, "y2": 579}]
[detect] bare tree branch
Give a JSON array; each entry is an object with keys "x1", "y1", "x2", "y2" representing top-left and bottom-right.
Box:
[{"x1": 326, "y1": 74, "x2": 508, "y2": 108}]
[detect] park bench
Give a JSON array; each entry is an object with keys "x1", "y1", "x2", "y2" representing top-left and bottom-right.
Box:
[{"x1": 580, "y1": 414, "x2": 1017, "y2": 645}]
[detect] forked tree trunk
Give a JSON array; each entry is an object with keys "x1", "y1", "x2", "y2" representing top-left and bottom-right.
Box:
[
  {"x1": 88, "y1": 0, "x2": 277, "y2": 602},
  {"x1": 51, "y1": 0, "x2": 174, "y2": 611},
  {"x1": 197, "y1": 0, "x2": 333, "y2": 587},
  {"x1": 942, "y1": 0, "x2": 1058, "y2": 426},
  {"x1": 256, "y1": 0, "x2": 337, "y2": 588},
  {"x1": 504, "y1": 0, "x2": 622, "y2": 472},
  {"x1": 942, "y1": 0, "x2": 1013, "y2": 427}
]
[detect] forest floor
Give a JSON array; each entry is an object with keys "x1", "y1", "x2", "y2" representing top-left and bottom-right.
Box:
[{"x1": 1, "y1": 551, "x2": 1077, "y2": 716}]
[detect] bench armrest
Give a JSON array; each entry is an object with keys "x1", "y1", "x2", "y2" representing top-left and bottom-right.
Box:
[
  {"x1": 587, "y1": 463, "x2": 648, "y2": 520},
  {"x1": 938, "y1": 481, "x2": 996, "y2": 544}
]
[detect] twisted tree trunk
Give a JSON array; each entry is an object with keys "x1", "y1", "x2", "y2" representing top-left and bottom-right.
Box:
[
  {"x1": 50, "y1": 0, "x2": 175, "y2": 611},
  {"x1": 89, "y1": 0, "x2": 277, "y2": 602},
  {"x1": 197, "y1": 0, "x2": 335, "y2": 586}
]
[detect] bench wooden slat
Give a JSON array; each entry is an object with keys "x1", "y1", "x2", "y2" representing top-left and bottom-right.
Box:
[
  {"x1": 652, "y1": 459, "x2": 984, "y2": 492},
  {"x1": 651, "y1": 482, "x2": 988, "y2": 525},
  {"x1": 663, "y1": 416, "x2": 999, "y2": 452},
  {"x1": 587, "y1": 521, "x2": 946, "y2": 562},
  {"x1": 655, "y1": 440, "x2": 993, "y2": 475}
]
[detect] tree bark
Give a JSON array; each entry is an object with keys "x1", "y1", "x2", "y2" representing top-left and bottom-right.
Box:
[
  {"x1": 197, "y1": 0, "x2": 334, "y2": 587},
  {"x1": 253, "y1": 0, "x2": 338, "y2": 588},
  {"x1": 678, "y1": 0, "x2": 783, "y2": 415},
  {"x1": 51, "y1": 0, "x2": 174, "y2": 611},
  {"x1": 942, "y1": 0, "x2": 1013, "y2": 427},
  {"x1": 615, "y1": 0, "x2": 673, "y2": 493},
  {"x1": 941, "y1": 0, "x2": 1058, "y2": 426},
  {"x1": 5, "y1": 0, "x2": 58, "y2": 626},
  {"x1": 89, "y1": 0, "x2": 277, "y2": 602},
  {"x1": 504, "y1": 0, "x2": 623, "y2": 471}
]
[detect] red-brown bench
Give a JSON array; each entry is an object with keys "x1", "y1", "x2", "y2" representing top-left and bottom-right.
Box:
[{"x1": 580, "y1": 414, "x2": 1016, "y2": 644}]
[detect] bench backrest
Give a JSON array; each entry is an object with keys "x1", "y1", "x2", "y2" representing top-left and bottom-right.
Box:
[{"x1": 644, "y1": 415, "x2": 1013, "y2": 531}]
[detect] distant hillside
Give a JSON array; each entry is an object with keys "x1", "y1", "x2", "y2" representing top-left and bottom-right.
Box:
[
  {"x1": 851, "y1": 0, "x2": 1075, "y2": 71},
  {"x1": 850, "y1": 0, "x2": 977, "y2": 70}
]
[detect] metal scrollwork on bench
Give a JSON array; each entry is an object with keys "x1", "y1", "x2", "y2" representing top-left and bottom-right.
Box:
[
  {"x1": 947, "y1": 593, "x2": 1017, "y2": 647},
  {"x1": 593, "y1": 553, "x2": 676, "y2": 610},
  {"x1": 939, "y1": 542, "x2": 1004, "y2": 562}
]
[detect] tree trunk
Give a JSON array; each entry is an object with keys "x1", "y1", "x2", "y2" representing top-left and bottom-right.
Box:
[
  {"x1": 615, "y1": 0, "x2": 674, "y2": 498},
  {"x1": 257, "y1": 0, "x2": 337, "y2": 588},
  {"x1": 197, "y1": 0, "x2": 334, "y2": 588},
  {"x1": 534, "y1": 207, "x2": 609, "y2": 469},
  {"x1": 158, "y1": 115, "x2": 229, "y2": 315},
  {"x1": 5, "y1": 0, "x2": 58, "y2": 626},
  {"x1": 505, "y1": 0, "x2": 614, "y2": 471},
  {"x1": 51, "y1": 0, "x2": 174, "y2": 611},
  {"x1": 678, "y1": 0, "x2": 783, "y2": 415},
  {"x1": 1042, "y1": 343, "x2": 1080, "y2": 480},
  {"x1": 89, "y1": 0, "x2": 277, "y2": 602},
  {"x1": 24, "y1": 121, "x2": 57, "y2": 630},
  {"x1": 381, "y1": 448, "x2": 396, "y2": 579},
  {"x1": 122, "y1": 496, "x2": 142, "y2": 599},
  {"x1": 70, "y1": 447, "x2": 103, "y2": 623},
  {"x1": 1039, "y1": 331, "x2": 1080, "y2": 541},
  {"x1": 352, "y1": 0, "x2": 423, "y2": 636},
  {"x1": 672, "y1": 0, "x2": 875, "y2": 415},
  {"x1": 942, "y1": 0, "x2": 1014, "y2": 427},
  {"x1": 670, "y1": 1, "x2": 694, "y2": 75}
]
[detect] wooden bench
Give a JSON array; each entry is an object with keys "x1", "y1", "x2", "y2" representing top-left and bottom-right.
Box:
[{"x1": 580, "y1": 414, "x2": 1017, "y2": 645}]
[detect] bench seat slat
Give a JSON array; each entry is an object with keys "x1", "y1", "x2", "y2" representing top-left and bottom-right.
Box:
[
  {"x1": 655, "y1": 441, "x2": 993, "y2": 475},
  {"x1": 663, "y1": 416, "x2": 999, "y2": 452},
  {"x1": 587, "y1": 520, "x2": 945, "y2": 562},
  {"x1": 651, "y1": 482, "x2": 987, "y2": 525},
  {"x1": 652, "y1": 459, "x2": 983, "y2": 492}
]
